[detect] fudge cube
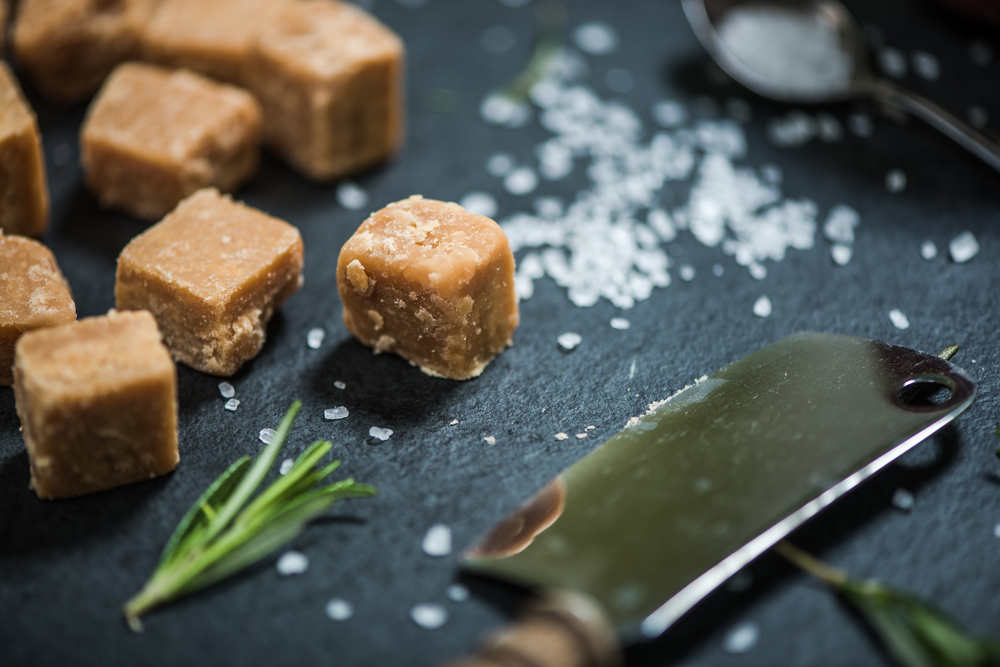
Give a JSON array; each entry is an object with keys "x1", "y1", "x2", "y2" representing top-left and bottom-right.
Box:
[
  {"x1": 116, "y1": 188, "x2": 304, "y2": 376},
  {"x1": 246, "y1": 0, "x2": 405, "y2": 180},
  {"x1": 81, "y1": 62, "x2": 262, "y2": 221},
  {"x1": 0, "y1": 62, "x2": 49, "y2": 237},
  {"x1": 337, "y1": 196, "x2": 519, "y2": 380},
  {"x1": 0, "y1": 232, "x2": 77, "y2": 385},
  {"x1": 13, "y1": 310, "x2": 178, "y2": 499},
  {"x1": 12, "y1": 0, "x2": 155, "y2": 103},
  {"x1": 142, "y1": 0, "x2": 292, "y2": 86}
]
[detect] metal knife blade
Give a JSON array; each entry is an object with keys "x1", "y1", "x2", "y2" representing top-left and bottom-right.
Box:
[{"x1": 462, "y1": 332, "x2": 976, "y2": 642}]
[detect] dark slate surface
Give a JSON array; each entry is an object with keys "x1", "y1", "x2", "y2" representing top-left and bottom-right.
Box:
[{"x1": 2, "y1": 0, "x2": 999, "y2": 665}]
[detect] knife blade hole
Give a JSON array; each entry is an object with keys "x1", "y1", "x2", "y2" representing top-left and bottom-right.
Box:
[{"x1": 897, "y1": 376, "x2": 954, "y2": 409}]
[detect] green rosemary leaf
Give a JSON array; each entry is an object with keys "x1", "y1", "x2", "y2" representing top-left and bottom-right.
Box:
[
  {"x1": 239, "y1": 440, "x2": 332, "y2": 522},
  {"x1": 937, "y1": 345, "x2": 959, "y2": 361}
]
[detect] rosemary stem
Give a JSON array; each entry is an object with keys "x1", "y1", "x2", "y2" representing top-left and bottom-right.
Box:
[{"x1": 774, "y1": 541, "x2": 849, "y2": 587}]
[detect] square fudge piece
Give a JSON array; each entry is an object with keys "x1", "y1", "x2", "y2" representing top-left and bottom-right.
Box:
[
  {"x1": 0, "y1": 232, "x2": 77, "y2": 385},
  {"x1": 12, "y1": 0, "x2": 155, "y2": 103},
  {"x1": 81, "y1": 62, "x2": 262, "y2": 221},
  {"x1": 337, "y1": 196, "x2": 519, "y2": 380},
  {"x1": 246, "y1": 0, "x2": 405, "y2": 180},
  {"x1": 116, "y1": 188, "x2": 304, "y2": 376},
  {"x1": 143, "y1": 0, "x2": 292, "y2": 86},
  {"x1": 0, "y1": 62, "x2": 49, "y2": 237},
  {"x1": 13, "y1": 310, "x2": 178, "y2": 499}
]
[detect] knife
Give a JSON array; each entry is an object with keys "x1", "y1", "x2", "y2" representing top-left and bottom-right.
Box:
[{"x1": 449, "y1": 332, "x2": 977, "y2": 667}]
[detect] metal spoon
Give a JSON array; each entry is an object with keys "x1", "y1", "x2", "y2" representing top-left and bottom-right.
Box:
[{"x1": 683, "y1": 0, "x2": 1000, "y2": 172}]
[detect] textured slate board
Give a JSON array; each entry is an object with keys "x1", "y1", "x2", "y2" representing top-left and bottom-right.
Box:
[{"x1": 1, "y1": 0, "x2": 999, "y2": 665}]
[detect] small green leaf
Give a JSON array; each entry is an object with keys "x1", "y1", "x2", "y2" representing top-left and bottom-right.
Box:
[{"x1": 937, "y1": 345, "x2": 959, "y2": 361}]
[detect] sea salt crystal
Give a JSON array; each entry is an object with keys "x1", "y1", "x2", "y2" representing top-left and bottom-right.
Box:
[
  {"x1": 481, "y1": 25, "x2": 516, "y2": 54},
  {"x1": 885, "y1": 169, "x2": 907, "y2": 193},
  {"x1": 336, "y1": 181, "x2": 368, "y2": 210},
  {"x1": 878, "y1": 47, "x2": 907, "y2": 78},
  {"x1": 225, "y1": 398, "x2": 240, "y2": 411},
  {"x1": 504, "y1": 167, "x2": 538, "y2": 195},
  {"x1": 610, "y1": 317, "x2": 630, "y2": 330},
  {"x1": 767, "y1": 111, "x2": 816, "y2": 147},
  {"x1": 369, "y1": 426, "x2": 393, "y2": 441},
  {"x1": 889, "y1": 309, "x2": 910, "y2": 330},
  {"x1": 749, "y1": 264, "x2": 767, "y2": 280},
  {"x1": 483, "y1": 436, "x2": 496, "y2": 445},
  {"x1": 279, "y1": 458, "x2": 294, "y2": 475},
  {"x1": 534, "y1": 197, "x2": 564, "y2": 219},
  {"x1": 892, "y1": 488, "x2": 915, "y2": 511},
  {"x1": 307, "y1": 328, "x2": 325, "y2": 349},
  {"x1": 276, "y1": 550, "x2": 309, "y2": 575},
  {"x1": 411, "y1": 604, "x2": 448, "y2": 629},
  {"x1": 969, "y1": 40, "x2": 993, "y2": 66},
  {"x1": 993, "y1": 522, "x2": 1000, "y2": 539},
  {"x1": 422, "y1": 524, "x2": 452, "y2": 557},
  {"x1": 921, "y1": 240, "x2": 937, "y2": 260},
  {"x1": 334, "y1": 381, "x2": 346, "y2": 390},
  {"x1": 557, "y1": 332, "x2": 582, "y2": 351},
  {"x1": 823, "y1": 204, "x2": 860, "y2": 244},
  {"x1": 753, "y1": 296, "x2": 772, "y2": 318},
  {"x1": 967, "y1": 105, "x2": 988, "y2": 129},
  {"x1": 325, "y1": 599, "x2": 354, "y2": 621},
  {"x1": 325, "y1": 406, "x2": 349, "y2": 420},
  {"x1": 647, "y1": 209, "x2": 676, "y2": 241},
  {"x1": 554, "y1": 432, "x2": 569, "y2": 441},
  {"x1": 576, "y1": 432, "x2": 588, "y2": 439},
  {"x1": 259, "y1": 428, "x2": 276, "y2": 444},
  {"x1": 218, "y1": 382, "x2": 235, "y2": 398},
  {"x1": 831, "y1": 244, "x2": 852, "y2": 265},
  {"x1": 848, "y1": 113, "x2": 873, "y2": 137},
  {"x1": 605, "y1": 68, "x2": 633, "y2": 94},
  {"x1": 949, "y1": 231, "x2": 979, "y2": 263},
  {"x1": 487, "y1": 152, "x2": 515, "y2": 176},
  {"x1": 573, "y1": 22, "x2": 618, "y2": 55},
  {"x1": 679, "y1": 265, "x2": 695, "y2": 281},
  {"x1": 911, "y1": 51, "x2": 940, "y2": 80},
  {"x1": 481, "y1": 93, "x2": 531, "y2": 128},
  {"x1": 446, "y1": 584, "x2": 470, "y2": 602},
  {"x1": 722, "y1": 621, "x2": 761, "y2": 654},
  {"x1": 459, "y1": 191, "x2": 498, "y2": 218},
  {"x1": 450, "y1": 419, "x2": 459, "y2": 426},
  {"x1": 652, "y1": 100, "x2": 687, "y2": 128}
]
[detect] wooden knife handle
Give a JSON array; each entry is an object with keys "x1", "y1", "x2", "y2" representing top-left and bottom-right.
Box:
[{"x1": 443, "y1": 589, "x2": 622, "y2": 667}]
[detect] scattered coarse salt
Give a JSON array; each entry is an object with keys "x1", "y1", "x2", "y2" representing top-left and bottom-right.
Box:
[
  {"x1": 722, "y1": 621, "x2": 761, "y2": 654},
  {"x1": 679, "y1": 265, "x2": 696, "y2": 281},
  {"x1": 325, "y1": 406, "x2": 349, "y2": 421},
  {"x1": 949, "y1": 231, "x2": 979, "y2": 263},
  {"x1": 218, "y1": 382, "x2": 235, "y2": 398},
  {"x1": 369, "y1": 426, "x2": 393, "y2": 441},
  {"x1": 885, "y1": 169, "x2": 907, "y2": 193},
  {"x1": 823, "y1": 204, "x2": 860, "y2": 244},
  {"x1": 753, "y1": 296, "x2": 772, "y2": 318},
  {"x1": 921, "y1": 240, "x2": 938, "y2": 260},
  {"x1": 325, "y1": 598, "x2": 354, "y2": 621},
  {"x1": 483, "y1": 436, "x2": 496, "y2": 445},
  {"x1": 892, "y1": 488, "x2": 915, "y2": 511},
  {"x1": 480, "y1": 92, "x2": 531, "y2": 128},
  {"x1": 460, "y1": 191, "x2": 498, "y2": 218},
  {"x1": 605, "y1": 68, "x2": 633, "y2": 94},
  {"x1": 224, "y1": 398, "x2": 240, "y2": 411},
  {"x1": 307, "y1": 328, "x2": 325, "y2": 349},
  {"x1": 446, "y1": 584, "x2": 470, "y2": 602},
  {"x1": 889, "y1": 308, "x2": 910, "y2": 330},
  {"x1": 911, "y1": 51, "x2": 940, "y2": 80},
  {"x1": 878, "y1": 47, "x2": 907, "y2": 78},
  {"x1": 652, "y1": 100, "x2": 687, "y2": 128},
  {"x1": 334, "y1": 381, "x2": 346, "y2": 390},
  {"x1": 573, "y1": 22, "x2": 618, "y2": 55},
  {"x1": 487, "y1": 152, "x2": 515, "y2": 176},
  {"x1": 410, "y1": 604, "x2": 448, "y2": 629},
  {"x1": 504, "y1": 167, "x2": 538, "y2": 195},
  {"x1": 576, "y1": 432, "x2": 588, "y2": 439},
  {"x1": 967, "y1": 105, "x2": 988, "y2": 129},
  {"x1": 993, "y1": 522, "x2": 1000, "y2": 539},
  {"x1": 481, "y1": 25, "x2": 515, "y2": 54},
  {"x1": 767, "y1": 110, "x2": 817, "y2": 147},
  {"x1": 259, "y1": 428, "x2": 276, "y2": 445},
  {"x1": 276, "y1": 550, "x2": 309, "y2": 576},
  {"x1": 554, "y1": 432, "x2": 569, "y2": 441},
  {"x1": 422, "y1": 524, "x2": 452, "y2": 557},
  {"x1": 610, "y1": 317, "x2": 630, "y2": 330},
  {"x1": 279, "y1": 458, "x2": 295, "y2": 475},
  {"x1": 557, "y1": 332, "x2": 582, "y2": 351},
  {"x1": 848, "y1": 113, "x2": 873, "y2": 137},
  {"x1": 450, "y1": 419, "x2": 459, "y2": 426},
  {"x1": 336, "y1": 181, "x2": 368, "y2": 211},
  {"x1": 831, "y1": 244, "x2": 852, "y2": 265}
]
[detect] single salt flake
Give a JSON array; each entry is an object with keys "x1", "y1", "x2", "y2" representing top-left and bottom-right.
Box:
[
  {"x1": 460, "y1": 191, "x2": 498, "y2": 219},
  {"x1": 722, "y1": 621, "x2": 761, "y2": 654},
  {"x1": 888, "y1": 309, "x2": 910, "y2": 330},
  {"x1": 446, "y1": 584, "x2": 470, "y2": 602},
  {"x1": 892, "y1": 488, "x2": 915, "y2": 511},
  {"x1": 325, "y1": 406, "x2": 349, "y2": 421},
  {"x1": 259, "y1": 428, "x2": 276, "y2": 445},
  {"x1": 993, "y1": 522, "x2": 1000, "y2": 539},
  {"x1": 422, "y1": 524, "x2": 452, "y2": 557},
  {"x1": 885, "y1": 169, "x2": 907, "y2": 193},
  {"x1": 831, "y1": 244, "x2": 852, "y2": 265},
  {"x1": 369, "y1": 426, "x2": 393, "y2": 441},
  {"x1": 557, "y1": 332, "x2": 582, "y2": 352},
  {"x1": 276, "y1": 550, "x2": 309, "y2": 576},
  {"x1": 337, "y1": 181, "x2": 368, "y2": 210},
  {"x1": 610, "y1": 318, "x2": 630, "y2": 330},
  {"x1": 334, "y1": 381, "x2": 346, "y2": 390},
  {"x1": 218, "y1": 382, "x2": 235, "y2": 398},
  {"x1": 325, "y1": 598, "x2": 354, "y2": 621},
  {"x1": 450, "y1": 419, "x2": 459, "y2": 426},
  {"x1": 307, "y1": 328, "x2": 325, "y2": 349},
  {"x1": 224, "y1": 398, "x2": 240, "y2": 411},
  {"x1": 949, "y1": 231, "x2": 979, "y2": 263},
  {"x1": 753, "y1": 296, "x2": 772, "y2": 318},
  {"x1": 920, "y1": 240, "x2": 938, "y2": 260},
  {"x1": 279, "y1": 458, "x2": 295, "y2": 476},
  {"x1": 576, "y1": 432, "x2": 588, "y2": 439},
  {"x1": 554, "y1": 432, "x2": 569, "y2": 441},
  {"x1": 483, "y1": 435, "x2": 496, "y2": 445},
  {"x1": 573, "y1": 21, "x2": 618, "y2": 55},
  {"x1": 411, "y1": 604, "x2": 448, "y2": 629}
]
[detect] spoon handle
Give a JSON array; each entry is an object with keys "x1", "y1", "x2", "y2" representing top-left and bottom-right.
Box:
[{"x1": 859, "y1": 78, "x2": 1000, "y2": 174}]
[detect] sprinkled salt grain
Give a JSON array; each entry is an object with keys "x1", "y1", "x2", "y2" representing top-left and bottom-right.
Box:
[
  {"x1": 369, "y1": 426, "x2": 393, "y2": 441},
  {"x1": 504, "y1": 167, "x2": 538, "y2": 195},
  {"x1": 279, "y1": 458, "x2": 294, "y2": 475},
  {"x1": 411, "y1": 604, "x2": 448, "y2": 629},
  {"x1": 487, "y1": 152, "x2": 515, "y2": 176},
  {"x1": 576, "y1": 432, "x2": 588, "y2": 439},
  {"x1": 752, "y1": 296, "x2": 772, "y2": 318},
  {"x1": 336, "y1": 181, "x2": 368, "y2": 210},
  {"x1": 891, "y1": 488, "x2": 915, "y2": 511},
  {"x1": 679, "y1": 265, "x2": 695, "y2": 281},
  {"x1": 533, "y1": 197, "x2": 564, "y2": 220},
  {"x1": 921, "y1": 240, "x2": 938, "y2": 260},
  {"x1": 325, "y1": 599, "x2": 354, "y2": 621},
  {"x1": 816, "y1": 112, "x2": 843, "y2": 142},
  {"x1": 225, "y1": 398, "x2": 240, "y2": 411},
  {"x1": 446, "y1": 584, "x2": 470, "y2": 602},
  {"x1": 713, "y1": 264, "x2": 724, "y2": 276},
  {"x1": 949, "y1": 231, "x2": 979, "y2": 263},
  {"x1": 848, "y1": 113, "x2": 873, "y2": 137},
  {"x1": 767, "y1": 110, "x2": 816, "y2": 147},
  {"x1": 969, "y1": 40, "x2": 993, "y2": 66},
  {"x1": 325, "y1": 406, "x2": 349, "y2": 421},
  {"x1": 483, "y1": 436, "x2": 496, "y2": 445},
  {"x1": 647, "y1": 209, "x2": 676, "y2": 241},
  {"x1": 878, "y1": 47, "x2": 907, "y2": 78},
  {"x1": 459, "y1": 191, "x2": 498, "y2": 218},
  {"x1": 888, "y1": 309, "x2": 910, "y2": 330},
  {"x1": 259, "y1": 428, "x2": 276, "y2": 445},
  {"x1": 823, "y1": 204, "x2": 860, "y2": 244},
  {"x1": 218, "y1": 382, "x2": 235, "y2": 398},
  {"x1": 481, "y1": 25, "x2": 515, "y2": 54},
  {"x1": 276, "y1": 550, "x2": 309, "y2": 576},
  {"x1": 759, "y1": 164, "x2": 782, "y2": 185},
  {"x1": 334, "y1": 381, "x2": 346, "y2": 390},
  {"x1": 831, "y1": 244, "x2": 852, "y2": 265},
  {"x1": 554, "y1": 432, "x2": 569, "y2": 441},
  {"x1": 605, "y1": 68, "x2": 633, "y2": 94},
  {"x1": 422, "y1": 524, "x2": 452, "y2": 557},
  {"x1": 610, "y1": 317, "x2": 630, "y2": 330},
  {"x1": 722, "y1": 621, "x2": 760, "y2": 654},
  {"x1": 749, "y1": 264, "x2": 767, "y2": 280},
  {"x1": 450, "y1": 419, "x2": 459, "y2": 426},
  {"x1": 586, "y1": 425, "x2": 595, "y2": 430},
  {"x1": 557, "y1": 332, "x2": 582, "y2": 351},
  {"x1": 307, "y1": 328, "x2": 325, "y2": 349},
  {"x1": 967, "y1": 105, "x2": 988, "y2": 129},
  {"x1": 885, "y1": 169, "x2": 907, "y2": 193},
  {"x1": 993, "y1": 523, "x2": 1000, "y2": 539},
  {"x1": 481, "y1": 93, "x2": 531, "y2": 128},
  {"x1": 573, "y1": 22, "x2": 618, "y2": 55},
  {"x1": 911, "y1": 51, "x2": 940, "y2": 81},
  {"x1": 652, "y1": 100, "x2": 687, "y2": 128},
  {"x1": 725, "y1": 98, "x2": 753, "y2": 123}
]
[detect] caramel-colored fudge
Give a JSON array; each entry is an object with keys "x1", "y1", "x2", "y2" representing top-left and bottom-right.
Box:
[
  {"x1": 116, "y1": 188, "x2": 304, "y2": 376},
  {"x1": 12, "y1": 0, "x2": 155, "y2": 103},
  {"x1": 143, "y1": 0, "x2": 292, "y2": 86},
  {"x1": 337, "y1": 196, "x2": 519, "y2": 380},
  {"x1": 246, "y1": 0, "x2": 405, "y2": 180},
  {"x1": 13, "y1": 310, "x2": 178, "y2": 499},
  {"x1": 0, "y1": 232, "x2": 77, "y2": 386},
  {"x1": 0, "y1": 62, "x2": 48, "y2": 237},
  {"x1": 80, "y1": 62, "x2": 262, "y2": 221}
]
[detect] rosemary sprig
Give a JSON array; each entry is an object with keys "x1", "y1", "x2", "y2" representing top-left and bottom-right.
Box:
[
  {"x1": 123, "y1": 401, "x2": 376, "y2": 631},
  {"x1": 499, "y1": 1, "x2": 565, "y2": 104}
]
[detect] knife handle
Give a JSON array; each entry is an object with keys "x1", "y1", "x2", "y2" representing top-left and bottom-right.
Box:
[{"x1": 444, "y1": 589, "x2": 621, "y2": 667}]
